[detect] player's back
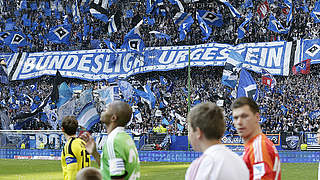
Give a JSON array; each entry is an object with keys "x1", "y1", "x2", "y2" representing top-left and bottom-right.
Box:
[{"x1": 61, "y1": 137, "x2": 91, "y2": 180}]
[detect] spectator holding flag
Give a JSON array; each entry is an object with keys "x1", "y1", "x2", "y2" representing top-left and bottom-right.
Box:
[{"x1": 232, "y1": 97, "x2": 281, "y2": 180}]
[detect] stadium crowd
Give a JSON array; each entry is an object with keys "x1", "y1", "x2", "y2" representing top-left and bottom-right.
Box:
[
  {"x1": 0, "y1": 0, "x2": 320, "y2": 137},
  {"x1": 0, "y1": 0, "x2": 319, "y2": 53}
]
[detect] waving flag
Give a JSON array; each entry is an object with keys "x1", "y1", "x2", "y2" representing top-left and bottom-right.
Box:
[
  {"x1": 292, "y1": 59, "x2": 311, "y2": 75},
  {"x1": 268, "y1": 14, "x2": 289, "y2": 34},
  {"x1": 149, "y1": 31, "x2": 171, "y2": 40},
  {"x1": 77, "y1": 102, "x2": 100, "y2": 130},
  {"x1": 168, "y1": 0, "x2": 184, "y2": 12},
  {"x1": 238, "y1": 12, "x2": 252, "y2": 39},
  {"x1": 121, "y1": 21, "x2": 145, "y2": 53},
  {"x1": 119, "y1": 80, "x2": 134, "y2": 100},
  {"x1": 46, "y1": 24, "x2": 71, "y2": 44},
  {"x1": 244, "y1": 0, "x2": 253, "y2": 8},
  {"x1": 126, "y1": 9, "x2": 134, "y2": 18},
  {"x1": 197, "y1": 10, "x2": 223, "y2": 27},
  {"x1": 97, "y1": 86, "x2": 116, "y2": 105},
  {"x1": 221, "y1": 50, "x2": 243, "y2": 88},
  {"x1": 56, "y1": 82, "x2": 73, "y2": 108},
  {"x1": 146, "y1": 0, "x2": 154, "y2": 14},
  {"x1": 134, "y1": 83, "x2": 156, "y2": 109},
  {"x1": 1, "y1": 31, "x2": 28, "y2": 52},
  {"x1": 159, "y1": 76, "x2": 168, "y2": 85},
  {"x1": 218, "y1": 0, "x2": 242, "y2": 18},
  {"x1": 103, "y1": 39, "x2": 117, "y2": 52},
  {"x1": 90, "y1": 2, "x2": 109, "y2": 23},
  {"x1": 22, "y1": 13, "x2": 32, "y2": 27},
  {"x1": 311, "y1": 0, "x2": 320, "y2": 23},
  {"x1": 108, "y1": 14, "x2": 120, "y2": 34},
  {"x1": 72, "y1": 0, "x2": 81, "y2": 24},
  {"x1": 237, "y1": 69, "x2": 258, "y2": 101},
  {"x1": 196, "y1": 12, "x2": 212, "y2": 40},
  {"x1": 174, "y1": 12, "x2": 194, "y2": 41},
  {"x1": 284, "y1": 0, "x2": 293, "y2": 25},
  {"x1": 261, "y1": 69, "x2": 276, "y2": 89}
]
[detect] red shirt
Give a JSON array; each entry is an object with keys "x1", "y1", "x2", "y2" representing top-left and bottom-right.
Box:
[{"x1": 243, "y1": 133, "x2": 281, "y2": 180}]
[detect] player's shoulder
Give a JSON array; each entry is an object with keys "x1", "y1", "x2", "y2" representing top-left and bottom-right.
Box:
[{"x1": 71, "y1": 138, "x2": 86, "y2": 149}]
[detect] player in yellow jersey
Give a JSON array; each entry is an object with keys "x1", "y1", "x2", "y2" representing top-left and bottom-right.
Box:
[{"x1": 61, "y1": 116, "x2": 91, "y2": 180}]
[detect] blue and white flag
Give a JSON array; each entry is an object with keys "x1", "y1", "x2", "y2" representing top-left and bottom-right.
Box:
[
  {"x1": 144, "y1": 82, "x2": 156, "y2": 108},
  {"x1": 103, "y1": 39, "x2": 117, "y2": 52},
  {"x1": 284, "y1": 0, "x2": 293, "y2": 25},
  {"x1": 243, "y1": 0, "x2": 253, "y2": 8},
  {"x1": 57, "y1": 98, "x2": 76, "y2": 122},
  {"x1": 77, "y1": 89, "x2": 93, "y2": 111},
  {"x1": 174, "y1": 12, "x2": 194, "y2": 41},
  {"x1": 1, "y1": 31, "x2": 28, "y2": 52},
  {"x1": 43, "y1": 1, "x2": 52, "y2": 16},
  {"x1": 108, "y1": 15, "x2": 118, "y2": 34},
  {"x1": 159, "y1": 76, "x2": 168, "y2": 85},
  {"x1": 280, "y1": 105, "x2": 288, "y2": 115},
  {"x1": 119, "y1": 80, "x2": 134, "y2": 100},
  {"x1": 5, "y1": 20, "x2": 16, "y2": 31},
  {"x1": 268, "y1": 14, "x2": 289, "y2": 34},
  {"x1": 108, "y1": 0, "x2": 118, "y2": 7},
  {"x1": 196, "y1": 12, "x2": 212, "y2": 40},
  {"x1": 134, "y1": 86, "x2": 156, "y2": 109},
  {"x1": 309, "y1": 110, "x2": 320, "y2": 120},
  {"x1": 122, "y1": 21, "x2": 145, "y2": 53},
  {"x1": 237, "y1": 69, "x2": 258, "y2": 101},
  {"x1": 126, "y1": 9, "x2": 134, "y2": 18},
  {"x1": 133, "y1": 109, "x2": 142, "y2": 122},
  {"x1": 221, "y1": 50, "x2": 243, "y2": 88},
  {"x1": 77, "y1": 102, "x2": 100, "y2": 130},
  {"x1": 149, "y1": 31, "x2": 171, "y2": 40},
  {"x1": 311, "y1": 0, "x2": 320, "y2": 23},
  {"x1": 89, "y1": 3, "x2": 109, "y2": 23},
  {"x1": 97, "y1": 86, "x2": 115, "y2": 106},
  {"x1": 57, "y1": 82, "x2": 73, "y2": 108},
  {"x1": 177, "y1": 123, "x2": 184, "y2": 131},
  {"x1": 22, "y1": 14, "x2": 31, "y2": 27},
  {"x1": 72, "y1": 0, "x2": 81, "y2": 24},
  {"x1": 238, "y1": 12, "x2": 252, "y2": 39},
  {"x1": 146, "y1": 0, "x2": 154, "y2": 14},
  {"x1": 218, "y1": 0, "x2": 242, "y2": 18},
  {"x1": 168, "y1": 0, "x2": 184, "y2": 12},
  {"x1": 197, "y1": 10, "x2": 223, "y2": 27},
  {"x1": 20, "y1": 0, "x2": 27, "y2": 10},
  {"x1": 46, "y1": 24, "x2": 71, "y2": 44}
]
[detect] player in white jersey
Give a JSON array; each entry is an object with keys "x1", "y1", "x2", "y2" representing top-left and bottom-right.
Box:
[{"x1": 185, "y1": 102, "x2": 249, "y2": 180}]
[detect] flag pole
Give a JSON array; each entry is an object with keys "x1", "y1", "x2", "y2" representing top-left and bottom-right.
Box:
[{"x1": 187, "y1": 47, "x2": 191, "y2": 151}]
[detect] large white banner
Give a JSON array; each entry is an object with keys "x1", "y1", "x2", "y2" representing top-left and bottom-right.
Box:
[{"x1": 1, "y1": 41, "x2": 292, "y2": 81}]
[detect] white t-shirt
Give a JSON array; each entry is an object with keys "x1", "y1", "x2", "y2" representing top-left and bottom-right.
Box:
[{"x1": 185, "y1": 144, "x2": 249, "y2": 180}]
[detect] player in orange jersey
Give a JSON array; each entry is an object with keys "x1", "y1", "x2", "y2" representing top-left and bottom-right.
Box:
[{"x1": 232, "y1": 97, "x2": 281, "y2": 180}]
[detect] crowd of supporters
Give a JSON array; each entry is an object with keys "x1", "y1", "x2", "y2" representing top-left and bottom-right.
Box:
[
  {"x1": 0, "y1": 0, "x2": 320, "y2": 137},
  {"x1": 1, "y1": 0, "x2": 320, "y2": 53},
  {"x1": 1, "y1": 64, "x2": 320, "y2": 137}
]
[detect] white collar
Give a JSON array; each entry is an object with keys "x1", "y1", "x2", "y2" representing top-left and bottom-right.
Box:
[{"x1": 109, "y1": 126, "x2": 125, "y2": 137}]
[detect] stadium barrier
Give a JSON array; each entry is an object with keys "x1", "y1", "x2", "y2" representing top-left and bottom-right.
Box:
[{"x1": 1, "y1": 149, "x2": 320, "y2": 163}]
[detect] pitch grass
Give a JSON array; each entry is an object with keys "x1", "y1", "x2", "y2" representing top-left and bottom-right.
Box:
[{"x1": 0, "y1": 159, "x2": 318, "y2": 180}]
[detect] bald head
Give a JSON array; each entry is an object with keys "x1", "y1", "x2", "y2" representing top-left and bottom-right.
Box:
[
  {"x1": 102, "y1": 101, "x2": 132, "y2": 127},
  {"x1": 76, "y1": 167, "x2": 102, "y2": 180}
]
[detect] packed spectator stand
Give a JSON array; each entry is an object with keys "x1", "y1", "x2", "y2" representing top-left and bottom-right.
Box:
[{"x1": 0, "y1": 0, "x2": 320, "y2": 141}]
